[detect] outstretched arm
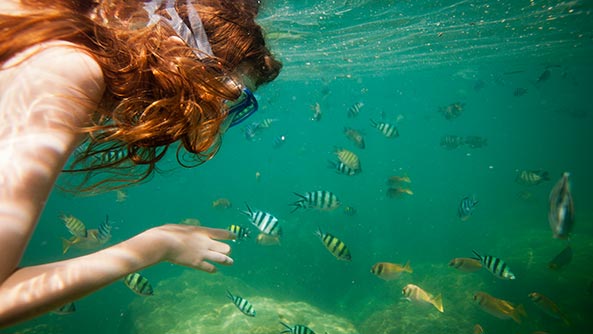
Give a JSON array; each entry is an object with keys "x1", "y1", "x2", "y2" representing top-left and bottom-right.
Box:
[{"x1": 0, "y1": 43, "x2": 234, "y2": 328}]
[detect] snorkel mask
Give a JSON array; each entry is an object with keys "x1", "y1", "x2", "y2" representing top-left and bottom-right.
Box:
[{"x1": 143, "y1": 0, "x2": 259, "y2": 128}]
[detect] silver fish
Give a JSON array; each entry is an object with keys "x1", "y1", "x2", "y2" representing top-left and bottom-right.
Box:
[{"x1": 548, "y1": 172, "x2": 574, "y2": 239}]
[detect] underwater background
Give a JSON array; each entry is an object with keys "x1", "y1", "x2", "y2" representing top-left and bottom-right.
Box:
[{"x1": 3, "y1": 0, "x2": 593, "y2": 333}]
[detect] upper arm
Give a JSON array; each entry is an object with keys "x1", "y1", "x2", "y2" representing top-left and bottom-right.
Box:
[{"x1": 0, "y1": 42, "x2": 105, "y2": 281}]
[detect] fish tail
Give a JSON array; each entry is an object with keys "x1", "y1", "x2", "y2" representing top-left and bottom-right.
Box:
[
  {"x1": 432, "y1": 293, "x2": 444, "y2": 313},
  {"x1": 403, "y1": 260, "x2": 413, "y2": 273},
  {"x1": 61, "y1": 238, "x2": 74, "y2": 254},
  {"x1": 472, "y1": 250, "x2": 482, "y2": 261},
  {"x1": 241, "y1": 203, "x2": 252, "y2": 216},
  {"x1": 226, "y1": 290, "x2": 234, "y2": 301},
  {"x1": 511, "y1": 304, "x2": 527, "y2": 323},
  {"x1": 279, "y1": 322, "x2": 292, "y2": 333}
]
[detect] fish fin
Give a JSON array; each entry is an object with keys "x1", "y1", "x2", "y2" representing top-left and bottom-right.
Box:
[
  {"x1": 511, "y1": 304, "x2": 526, "y2": 323},
  {"x1": 403, "y1": 260, "x2": 413, "y2": 273},
  {"x1": 61, "y1": 237, "x2": 77, "y2": 254},
  {"x1": 432, "y1": 293, "x2": 444, "y2": 313}
]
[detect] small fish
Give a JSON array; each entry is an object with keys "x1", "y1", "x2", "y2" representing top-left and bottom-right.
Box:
[
  {"x1": 440, "y1": 135, "x2": 465, "y2": 150},
  {"x1": 458, "y1": 196, "x2": 478, "y2": 221},
  {"x1": 335, "y1": 147, "x2": 361, "y2": 171},
  {"x1": 402, "y1": 283, "x2": 444, "y2": 313},
  {"x1": 464, "y1": 136, "x2": 488, "y2": 149},
  {"x1": 52, "y1": 302, "x2": 76, "y2": 315},
  {"x1": 115, "y1": 189, "x2": 128, "y2": 202},
  {"x1": 242, "y1": 203, "x2": 282, "y2": 236},
  {"x1": 255, "y1": 233, "x2": 281, "y2": 246},
  {"x1": 123, "y1": 272, "x2": 154, "y2": 296},
  {"x1": 548, "y1": 172, "x2": 575, "y2": 239},
  {"x1": 513, "y1": 87, "x2": 528, "y2": 97},
  {"x1": 60, "y1": 214, "x2": 87, "y2": 238},
  {"x1": 226, "y1": 290, "x2": 256, "y2": 317},
  {"x1": 472, "y1": 250, "x2": 516, "y2": 280},
  {"x1": 179, "y1": 217, "x2": 201, "y2": 226},
  {"x1": 96, "y1": 215, "x2": 112, "y2": 244},
  {"x1": 386, "y1": 187, "x2": 413, "y2": 198},
  {"x1": 343, "y1": 205, "x2": 357, "y2": 216},
  {"x1": 370, "y1": 120, "x2": 399, "y2": 138},
  {"x1": 438, "y1": 102, "x2": 465, "y2": 120},
  {"x1": 273, "y1": 134, "x2": 287, "y2": 148},
  {"x1": 387, "y1": 175, "x2": 411, "y2": 185},
  {"x1": 528, "y1": 292, "x2": 570, "y2": 325},
  {"x1": 212, "y1": 198, "x2": 232, "y2": 208},
  {"x1": 371, "y1": 261, "x2": 412, "y2": 280},
  {"x1": 328, "y1": 160, "x2": 359, "y2": 176},
  {"x1": 548, "y1": 245, "x2": 572, "y2": 270},
  {"x1": 291, "y1": 191, "x2": 341, "y2": 212},
  {"x1": 343, "y1": 127, "x2": 365, "y2": 149},
  {"x1": 280, "y1": 322, "x2": 316, "y2": 334},
  {"x1": 473, "y1": 291, "x2": 526, "y2": 323},
  {"x1": 227, "y1": 224, "x2": 251, "y2": 241},
  {"x1": 258, "y1": 118, "x2": 278, "y2": 128},
  {"x1": 473, "y1": 324, "x2": 484, "y2": 334},
  {"x1": 61, "y1": 216, "x2": 112, "y2": 254},
  {"x1": 515, "y1": 170, "x2": 550, "y2": 186},
  {"x1": 347, "y1": 102, "x2": 364, "y2": 118},
  {"x1": 255, "y1": 171, "x2": 261, "y2": 181},
  {"x1": 311, "y1": 102, "x2": 322, "y2": 121},
  {"x1": 448, "y1": 257, "x2": 482, "y2": 273},
  {"x1": 244, "y1": 121, "x2": 260, "y2": 141},
  {"x1": 315, "y1": 228, "x2": 351, "y2": 261}
]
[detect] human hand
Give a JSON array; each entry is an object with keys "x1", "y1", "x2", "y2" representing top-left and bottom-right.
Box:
[{"x1": 148, "y1": 224, "x2": 235, "y2": 273}]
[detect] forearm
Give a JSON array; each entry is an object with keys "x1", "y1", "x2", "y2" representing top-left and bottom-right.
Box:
[{"x1": 0, "y1": 228, "x2": 166, "y2": 328}]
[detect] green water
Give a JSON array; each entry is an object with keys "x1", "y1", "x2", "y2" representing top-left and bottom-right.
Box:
[{"x1": 4, "y1": 0, "x2": 593, "y2": 333}]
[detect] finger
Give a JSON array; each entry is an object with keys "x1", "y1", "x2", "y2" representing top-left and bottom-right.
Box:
[
  {"x1": 206, "y1": 251, "x2": 234, "y2": 266},
  {"x1": 201, "y1": 227, "x2": 236, "y2": 241},
  {"x1": 196, "y1": 261, "x2": 217, "y2": 273},
  {"x1": 209, "y1": 240, "x2": 232, "y2": 255}
]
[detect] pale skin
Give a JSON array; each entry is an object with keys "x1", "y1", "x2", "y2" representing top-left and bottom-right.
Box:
[{"x1": 0, "y1": 42, "x2": 235, "y2": 327}]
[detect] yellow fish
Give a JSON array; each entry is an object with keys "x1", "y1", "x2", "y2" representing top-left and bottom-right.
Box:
[
  {"x1": 387, "y1": 186, "x2": 413, "y2": 197},
  {"x1": 212, "y1": 198, "x2": 232, "y2": 209},
  {"x1": 256, "y1": 233, "x2": 281, "y2": 246},
  {"x1": 371, "y1": 261, "x2": 412, "y2": 280},
  {"x1": 387, "y1": 175, "x2": 411, "y2": 184},
  {"x1": 60, "y1": 214, "x2": 87, "y2": 238},
  {"x1": 473, "y1": 291, "x2": 526, "y2": 323},
  {"x1": 62, "y1": 229, "x2": 107, "y2": 254},
  {"x1": 335, "y1": 147, "x2": 361, "y2": 171},
  {"x1": 402, "y1": 283, "x2": 444, "y2": 313},
  {"x1": 448, "y1": 257, "x2": 482, "y2": 273},
  {"x1": 528, "y1": 292, "x2": 570, "y2": 325}
]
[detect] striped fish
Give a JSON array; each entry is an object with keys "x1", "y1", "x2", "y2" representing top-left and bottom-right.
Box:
[
  {"x1": 227, "y1": 290, "x2": 256, "y2": 317},
  {"x1": 472, "y1": 250, "x2": 516, "y2": 280},
  {"x1": 515, "y1": 170, "x2": 550, "y2": 185},
  {"x1": 458, "y1": 196, "x2": 479, "y2": 221},
  {"x1": 52, "y1": 302, "x2": 76, "y2": 315},
  {"x1": 347, "y1": 102, "x2": 364, "y2": 118},
  {"x1": 328, "y1": 160, "x2": 358, "y2": 176},
  {"x1": 258, "y1": 118, "x2": 278, "y2": 128},
  {"x1": 123, "y1": 272, "x2": 154, "y2": 296},
  {"x1": 370, "y1": 120, "x2": 399, "y2": 138},
  {"x1": 335, "y1": 147, "x2": 361, "y2": 171},
  {"x1": 291, "y1": 191, "x2": 341, "y2": 212},
  {"x1": 548, "y1": 172, "x2": 574, "y2": 239},
  {"x1": 60, "y1": 214, "x2": 87, "y2": 238},
  {"x1": 227, "y1": 224, "x2": 251, "y2": 241},
  {"x1": 280, "y1": 322, "x2": 316, "y2": 334},
  {"x1": 316, "y1": 228, "x2": 351, "y2": 261},
  {"x1": 97, "y1": 215, "x2": 112, "y2": 244},
  {"x1": 242, "y1": 203, "x2": 282, "y2": 236}
]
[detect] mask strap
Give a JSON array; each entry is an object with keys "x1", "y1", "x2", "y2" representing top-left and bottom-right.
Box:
[{"x1": 143, "y1": 0, "x2": 214, "y2": 58}]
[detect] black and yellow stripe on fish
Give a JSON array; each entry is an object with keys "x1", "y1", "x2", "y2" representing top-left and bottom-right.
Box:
[
  {"x1": 316, "y1": 228, "x2": 351, "y2": 261},
  {"x1": 226, "y1": 290, "x2": 256, "y2": 317},
  {"x1": 280, "y1": 322, "x2": 316, "y2": 334},
  {"x1": 123, "y1": 272, "x2": 154, "y2": 296}
]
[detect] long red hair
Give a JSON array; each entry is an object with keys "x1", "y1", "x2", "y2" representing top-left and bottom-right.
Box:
[{"x1": 0, "y1": 0, "x2": 282, "y2": 192}]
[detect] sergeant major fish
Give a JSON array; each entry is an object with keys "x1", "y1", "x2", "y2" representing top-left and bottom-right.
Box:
[
  {"x1": 548, "y1": 172, "x2": 574, "y2": 239},
  {"x1": 60, "y1": 214, "x2": 87, "y2": 238},
  {"x1": 280, "y1": 322, "x2": 315, "y2": 334},
  {"x1": 227, "y1": 224, "x2": 251, "y2": 241},
  {"x1": 226, "y1": 290, "x2": 256, "y2": 317},
  {"x1": 316, "y1": 228, "x2": 351, "y2": 261},
  {"x1": 335, "y1": 147, "x2": 361, "y2": 171},
  {"x1": 370, "y1": 120, "x2": 399, "y2": 138},
  {"x1": 458, "y1": 196, "x2": 479, "y2": 221},
  {"x1": 62, "y1": 215, "x2": 112, "y2": 254},
  {"x1": 291, "y1": 190, "x2": 341, "y2": 212},
  {"x1": 242, "y1": 203, "x2": 282, "y2": 236},
  {"x1": 515, "y1": 170, "x2": 550, "y2": 186},
  {"x1": 473, "y1": 291, "x2": 526, "y2": 323},
  {"x1": 402, "y1": 283, "x2": 444, "y2": 313},
  {"x1": 347, "y1": 102, "x2": 364, "y2": 118},
  {"x1": 124, "y1": 272, "x2": 154, "y2": 296},
  {"x1": 472, "y1": 250, "x2": 516, "y2": 280},
  {"x1": 328, "y1": 160, "x2": 359, "y2": 176}
]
